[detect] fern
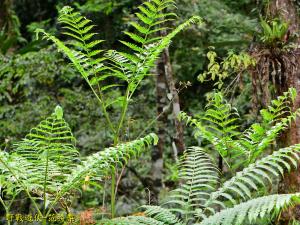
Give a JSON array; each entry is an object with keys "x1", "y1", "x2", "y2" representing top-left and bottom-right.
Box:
[
  {"x1": 0, "y1": 106, "x2": 158, "y2": 219},
  {"x1": 58, "y1": 132, "x2": 158, "y2": 194},
  {"x1": 202, "y1": 144, "x2": 300, "y2": 215},
  {"x1": 36, "y1": 0, "x2": 201, "y2": 217},
  {"x1": 90, "y1": 89, "x2": 300, "y2": 225},
  {"x1": 203, "y1": 92, "x2": 240, "y2": 164},
  {"x1": 100, "y1": 206, "x2": 183, "y2": 225},
  {"x1": 163, "y1": 147, "x2": 219, "y2": 223},
  {"x1": 1, "y1": 105, "x2": 79, "y2": 211},
  {"x1": 0, "y1": 151, "x2": 25, "y2": 214},
  {"x1": 179, "y1": 88, "x2": 300, "y2": 167},
  {"x1": 106, "y1": 0, "x2": 201, "y2": 91},
  {"x1": 13, "y1": 105, "x2": 78, "y2": 189},
  {"x1": 37, "y1": 1, "x2": 202, "y2": 140},
  {"x1": 178, "y1": 92, "x2": 240, "y2": 168},
  {"x1": 142, "y1": 205, "x2": 184, "y2": 225},
  {"x1": 102, "y1": 140, "x2": 300, "y2": 225},
  {"x1": 241, "y1": 88, "x2": 299, "y2": 163},
  {"x1": 197, "y1": 194, "x2": 300, "y2": 225}
]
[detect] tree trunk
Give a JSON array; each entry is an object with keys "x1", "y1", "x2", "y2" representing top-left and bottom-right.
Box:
[
  {"x1": 162, "y1": 47, "x2": 186, "y2": 155},
  {"x1": 150, "y1": 54, "x2": 168, "y2": 203},
  {"x1": 268, "y1": 0, "x2": 300, "y2": 223},
  {"x1": 150, "y1": 42, "x2": 186, "y2": 202}
]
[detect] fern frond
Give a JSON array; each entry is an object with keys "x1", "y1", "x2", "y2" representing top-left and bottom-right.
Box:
[
  {"x1": 7, "y1": 106, "x2": 79, "y2": 198},
  {"x1": 197, "y1": 194, "x2": 300, "y2": 225},
  {"x1": 0, "y1": 151, "x2": 29, "y2": 191},
  {"x1": 178, "y1": 92, "x2": 240, "y2": 167},
  {"x1": 164, "y1": 147, "x2": 219, "y2": 223},
  {"x1": 0, "y1": 106, "x2": 158, "y2": 216},
  {"x1": 143, "y1": 205, "x2": 184, "y2": 225},
  {"x1": 179, "y1": 89, "x2": 300, "y2": 167},
  {"x1": 58, "y1": 6, "x2": 103, "y2": 55},
  {"x1": 109, "y1": 0, "x2": 202, "y2": 91},
  {"x1": 241, "y1": 88, "x2": 300, "y2": 163},
  {"x1": 55, "y1": 133, "x2": 158, "y2": 200},
  {"x1": 203, "y1": 144, "x2": 300, "y2": 215},
  {"x1": 100, "y1": 216, "x2": 165, "y2": 225},
  {"x1": 37, "y1": 7, "x2": 113, "y2": 97},
  {"x1": 36, "y1": 29, "x2": 96, "y2": 80}
]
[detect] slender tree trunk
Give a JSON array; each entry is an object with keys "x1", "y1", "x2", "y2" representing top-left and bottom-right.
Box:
[
  {"x1": 150, "y1": 41, "x2": 186, "y2": 202},
  {"x1": 267, "y1": 0, "x2": 300, "y2": 223},
  {"x1": 162, "y1": 47, "x2": 186, "y2": 155},
  {"x1": 150, "y1": 54, "x2": 168, "y2": 203}
]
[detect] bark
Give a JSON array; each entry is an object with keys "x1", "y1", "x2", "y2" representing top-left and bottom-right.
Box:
[
  {"x1": 162, "y1": 47, "x2": 186, "y2": 155},
  {"x1": 267, "y1": 0, "x2": 300, "y2": 223},
  {"x1": 150, "y1": 37, "x2": 186, "y2": 202},
  {"x1": 150, "y1": 54, "x2": 168, "y2": 203}
]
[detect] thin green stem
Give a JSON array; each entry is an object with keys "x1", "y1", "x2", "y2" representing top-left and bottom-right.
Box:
[
  {"x1": 110, "y1": 168, "x2": 116, "y2": 218},
  {"x1": 43, "y1": 149, "x2": 49, "y2": 216},
  {"x1": 85, "y1": 78, "x2": 116, "y2": 135},
  {"x1": 110, "y1": 88, "x2": 130, "y2": 218},
  {"x1": 116, "y1": 88, "x2": 130, "y2": 138}
]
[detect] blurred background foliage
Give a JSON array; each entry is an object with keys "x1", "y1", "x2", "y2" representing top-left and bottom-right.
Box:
[{"x1": 0, "y1": 0, "x2": 268, "y2": 217}]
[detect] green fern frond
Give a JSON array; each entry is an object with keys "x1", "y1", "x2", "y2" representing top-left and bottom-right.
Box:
[
  {"x1": 178, "y1": 92, "x2": 240, "y2": 166},
  {"x1": 11, "y1": 106, "x2": 79, "y2": 196},
  {"x1": 37, "y1": 1, "x2": 202, "y2": 129},
  {"x1": 143, "y1": 205, "x2": 184, "y2": 225},
  {"x1": 197, "y1": 194, "x2": 300, "y2": 225},
  {"x1": 58, "y1": 6, "x2": 103, "y2": 55},
  {"x1": 36, "y1": 7, "x2": 110, "y2": 99},
  {"x1": 0, "y1": 107, "x2": 158, "y2": 217},
  {"x1": 55, "y1": 133, "x2": 158, "y2": 199},
  {"x1": 241, "y1": 88, "x2": 300, "y2": 163},
  {"x1": 179, "y1": 89, "x2": 300, "y2": 167},
  {"x1": 164, "y1": 147, "x2": 219, "y2": 223},
  {"x1": 36, "y1": 29, "x2": 96, "y2": 80},
  {"x1": 109, "y1": 0, "x2": 202, "y2": 90},
  {"x1": 99, "y1": 206, "x2": 183, "y2": 225},
  {"x1": 203, "y1": 92, "x2": 239, "y2": 158},
  {"x1": 203, "y1": 144, "x2": 300, "y2": 215},
  {"x1": 0, "y1": 151, "x2": 30, "y2": 192}
]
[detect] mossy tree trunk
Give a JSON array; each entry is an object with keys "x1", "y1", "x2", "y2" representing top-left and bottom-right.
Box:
[{"x1": 267, "y1": 0, "x2": 300, "y2": 223}]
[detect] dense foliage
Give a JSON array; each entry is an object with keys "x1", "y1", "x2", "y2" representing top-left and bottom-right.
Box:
[{"x1": 1, "y1": 0, "x2": 300, "y2": 224}]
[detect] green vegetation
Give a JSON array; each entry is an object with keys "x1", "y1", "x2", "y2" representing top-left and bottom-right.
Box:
[{"x1": 1, "y1": 0, "x2": 300, "y2": 224}]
